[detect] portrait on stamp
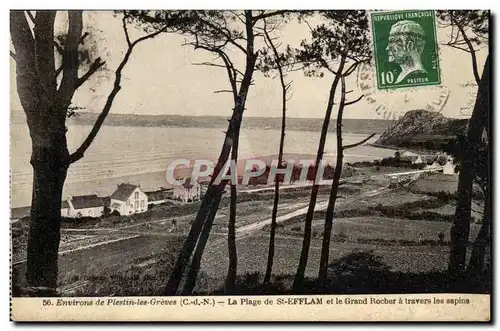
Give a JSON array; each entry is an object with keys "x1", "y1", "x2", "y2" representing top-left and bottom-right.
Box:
[{"x1": 371, "y1": 10, "x2": 441, "y2": 89}]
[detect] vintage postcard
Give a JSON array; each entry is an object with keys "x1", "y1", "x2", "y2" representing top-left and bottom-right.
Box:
[{"x1": 10, "y1": 9, "x2": 490, "y2": 322}]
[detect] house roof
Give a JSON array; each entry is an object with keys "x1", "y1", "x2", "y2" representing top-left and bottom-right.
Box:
[
  {"x1": 110, "y1": 183, "x2": 139, "y2": 201},
  {"x1": 146, "y1": 189, "x2": 171, "y2": 202},
  {"x1": 71, "y1": 195, "x2": 104, "y2": 210}
]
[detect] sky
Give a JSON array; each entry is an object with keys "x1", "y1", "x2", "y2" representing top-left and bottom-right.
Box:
[{"x1": 10, "y1": 10, "x2": 488, "y2": 120}]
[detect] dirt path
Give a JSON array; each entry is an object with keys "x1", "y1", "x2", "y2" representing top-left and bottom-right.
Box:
[{"x1": 207, "y1": 185, "x2": 392, "y2": 250}]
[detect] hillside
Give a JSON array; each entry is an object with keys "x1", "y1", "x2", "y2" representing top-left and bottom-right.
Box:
[
  {"x1": 65, "y1": 112, "x2": 392, "y2": 135},
  {"x1": 374, "y1": 109, "x2": 468, "y2": 150}
]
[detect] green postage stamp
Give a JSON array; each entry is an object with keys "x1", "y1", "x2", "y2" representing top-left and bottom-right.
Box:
[{"x1": 371, "y1": 10, "x2": 441, "y2": 90}]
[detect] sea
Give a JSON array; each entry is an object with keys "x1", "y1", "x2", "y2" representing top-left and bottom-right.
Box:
[{"x1": 10, "y1": 117, "x2": 397, "y2": 208}]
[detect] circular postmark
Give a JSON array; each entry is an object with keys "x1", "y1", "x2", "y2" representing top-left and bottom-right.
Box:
[{"x1": 356, "y1": 61, "x2": 451, "y2": 122}]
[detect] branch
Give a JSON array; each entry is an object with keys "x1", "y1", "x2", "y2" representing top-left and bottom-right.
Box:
[
  {"x1": 191, "y1": 61, "x2": 244, "y2": 77},
  {"x1": 55, "y1": 31, "x2": 88, "y2": 56},
  {"x1": 319, "y1": 57, "x2": 338, "y2": 75},
  {"x1": 58, "y1": 10, "x2": 83, "y2": 108},
  {"x1": 54, "y1": 40, "x2": 64, "y2": 55},
  {"x1": 263, "y1": 16, "x2": 292, "y2": 107},
  {"x1": 132, "y1": 26, "x2": 169, "y2": 46},
  {"x1": 196, "y1": 18, "x2": 247, "y2": 54},
  {"x1": 26, "y1": 11, "x2": 35, "y2": 25},
  {"x1": 55, "y1": 64, "x2": 63, "y2": 77},
  {"x1": 80, "y1": 32, "x2": 89, "y2": 44},
  {"x1": 218, "y1": 51, "x2": 238, "y2": 102},
  {"x1": 342, "y1": 133, "x2": 376, "y2": 150},
  {"x1": 252, "y1": 10, "x2": 291, "y2": 22},
  {"x1": 76, "y1": 57, "x2": 106, "y2": 88},
  {"x1": 122, "y1": 16, "x2": 132, "y2": 47},
  {"x1": 191, "y1": 39, "x2": 239, "y2": 102},
  {"x1": 343, "y1": 59, "x2": 369, "y2": 77},
  {"x1": 470, "y1": 206, "x2": 484, "y2": 216},
  {"x1": 229, "y1": 10, "x2": 246, "y2": 25},
  {"x1": 10, "y1": 51, "x2": 16, "y2": 61},
  {"x1": 10, "y1": 11, "x2": 37, "y2": 106},
  {"x1": 34, "y1": 11, "x2": 57, "y2": 96},
  {"x1": 345, "y1": 94, "x2": 364, "y2": 106},
  {"x1": 214, "y1": 90, "x2": 233, "y2": 94},
  {"x1": 68, "y1": 23, "x2": 168, "y2": 164},
  {"x1": 447, "y1": 43, "x2": 472, "y2": 53},
  {"x1": 451, "y1": 14, "x2": 481, "y2": 84}
]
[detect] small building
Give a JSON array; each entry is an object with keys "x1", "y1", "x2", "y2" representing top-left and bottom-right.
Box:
[
  {"x1": 442, "y1": 159, "x2": 457, "y2": 175},
  {"x1": 110, "y1": 183, "x2": 148, "y2": 215},
  {"x1": 173, "y1": 177, "x2": 202, "y2": 203},
  {"x1": 67, "y1": 194, "x2": 105, "y2": 218},
  {"x1": 61, "y1": 200, "x2": 70, "y2": 217},
  {"x1": 146, "y1": 188, "x2": 173, "y2": 206}
]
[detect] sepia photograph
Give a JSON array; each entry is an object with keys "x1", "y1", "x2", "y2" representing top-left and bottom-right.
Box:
[{"x1": 9, "y1": 8, "x2": 491, "y2": 322}]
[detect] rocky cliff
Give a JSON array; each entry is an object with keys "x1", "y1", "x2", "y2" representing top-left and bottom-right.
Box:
[{"x1": 374, "y1": 109, "x2": 468, "y2": 150}]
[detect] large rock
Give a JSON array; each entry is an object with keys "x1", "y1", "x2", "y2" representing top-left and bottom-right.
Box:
[{"x1": 374, "y1": 109, "x2": 468, "y2": 150}]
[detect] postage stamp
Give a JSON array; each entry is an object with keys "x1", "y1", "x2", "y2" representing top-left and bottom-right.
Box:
[{"x1": 371, "y1": 10, "x2": 441, "y2": 90}]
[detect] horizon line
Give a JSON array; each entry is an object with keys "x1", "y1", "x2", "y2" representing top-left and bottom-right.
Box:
[{"x1": 11, "y1": 109, "x2": 472, "y2": 121}]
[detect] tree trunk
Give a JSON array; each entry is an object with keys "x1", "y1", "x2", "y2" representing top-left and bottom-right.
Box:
[
  {"x1": 293, "y1": 58, "x2": 345, "y2": 292},
  {"x1": 25, "y1": 124, "x2": 70, "y2": 293},
  {"x1": 318, "y1": 76, "x2": 346, "y2": 285},
  {"x1": 225, "y1": 121, "x2": 241, "y2": 294},
  {"x1": 449, "y1": 55, "x2": 489, "y2": 275},
  {"x1": 263, "y1": 38, "x2": 288, "y2": 285},
  {"x1": 467, "y1": 186, "x2": 490, "y2": 272},
  {"x1": 164, "y1": 160, "x2": 228, "y2": 295},
  {"x1": 164, "y1": 105, "x2": 246, "y2": 295},
  {"x1": 181, "y1": 192, "x2": 223, "y2": 295},
  {"x1": 164, "y1": 11, "x2": 257, "y2": 295},
  {"x1": 263, "y1": 179, "x2": 280, "y2": 284},
  {"x1": 263, "y1": 108, "x2": 286, "y2": 284}
]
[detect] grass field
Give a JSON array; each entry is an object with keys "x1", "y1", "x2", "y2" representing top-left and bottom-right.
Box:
[
  {"x1": 307, "y1": 217, "x2": 482, "y2": 243},
  {"x1": 199, "y1": 233, "x2": 452, "y2": 282},
  {"x1": 427, "y1": 202, "x2": 484, "y2": 223},
  {"x1": 410, "y1": 172, "x2": 459, "y2": 194}
]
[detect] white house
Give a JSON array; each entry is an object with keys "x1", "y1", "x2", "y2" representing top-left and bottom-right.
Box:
[
  {"x1": 442, "y1": 159, "x2": 457, "y2": 175},
  {"x1": 173, "y1": 177, "x2": 202, "y2": 203},
  {"x1": 110, "y1": 183, "x2": 148, "y2": 215},
  {"x1": 66, "y1": 194, "x2": 105, "y2": 218},
  {"x1": 61, "y1": 200, "x2": 70, "y2": 217}
]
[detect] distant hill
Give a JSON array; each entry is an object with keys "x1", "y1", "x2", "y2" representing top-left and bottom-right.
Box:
[
  {"x1": 374, "y1": 109, "x2": 468, "y2": 150},
  {"x1": 66, "y1": 112, "x2": 392, "y2": 135}
]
